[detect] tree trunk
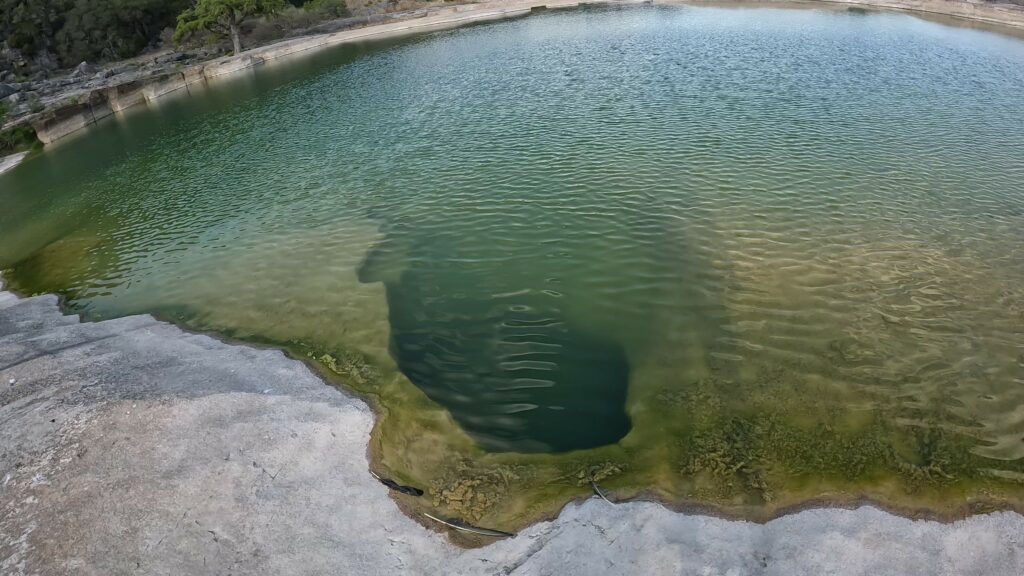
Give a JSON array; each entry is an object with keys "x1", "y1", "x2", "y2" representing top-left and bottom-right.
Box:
[{"x1": 228, "y1": 12, "x2": 242, "y2": 55}]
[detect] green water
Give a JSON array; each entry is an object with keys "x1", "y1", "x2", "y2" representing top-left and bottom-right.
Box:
[{"x1": 2, "y1": 5, "x2": 1024, "y2": 490}]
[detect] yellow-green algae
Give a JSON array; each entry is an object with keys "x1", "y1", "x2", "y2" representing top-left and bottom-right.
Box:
[
  {"x1": 4, "y1": 217, "x2": 1023, "y2": 547},
  {"x1": 4, "y1": 220, "x2": 1024, "y2": 544},
  {"x1": 287, "y1": 334, "x2": 1024, "y2": 545}
]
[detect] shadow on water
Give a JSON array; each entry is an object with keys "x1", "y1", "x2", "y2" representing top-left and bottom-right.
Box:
[{"x1": 359, "y1": 234, "x2": 632, "y2": 454}]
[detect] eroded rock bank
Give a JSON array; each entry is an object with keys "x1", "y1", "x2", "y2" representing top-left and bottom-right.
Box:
[{"x1": 1, "y1": 283, "x2": 1022, "y2": 575}]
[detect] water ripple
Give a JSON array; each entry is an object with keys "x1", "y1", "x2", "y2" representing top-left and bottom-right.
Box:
[{"x1": 1, "y1": 6, "x2": 1023, "y2": 460}]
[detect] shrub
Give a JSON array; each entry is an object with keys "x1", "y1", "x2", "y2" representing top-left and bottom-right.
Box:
[
  {"x1": 0, "y1": 123, "x2": 41, "y2": 154},
  {"x1": 2, "y1": 0, "x2": 191, "y2": 67},
  {"x1": 244, "y1": 1, "x2": 350, "y2": 46},
  {"x1": 304, "y1": 0, "x2": 350, "y2": 19}
]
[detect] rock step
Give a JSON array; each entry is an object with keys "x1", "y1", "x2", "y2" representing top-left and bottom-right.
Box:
[
  {"x1": 0, "y1": 295, "x2": 80, "y2": 339},
  {"x1": 0, "y1": 291, "x2": 20, "y2": 310},
  {"x1": 0, "y1": 314, "x2": 156, "y2": 374}
]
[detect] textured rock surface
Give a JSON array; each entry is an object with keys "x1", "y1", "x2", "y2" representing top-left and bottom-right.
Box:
[
  {"x1": 0, "y1": 151, "x2": 27, "y2": 175},
  {"x1": 0, "y1": 285, "x2": 1022, "y2": 575}
]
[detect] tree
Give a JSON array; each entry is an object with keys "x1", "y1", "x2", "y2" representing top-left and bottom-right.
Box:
[
  {"x1": 2, "y1": 0, "x2": 188, "y2": 68},
  {"x1": 0, "y1": 0, "x2": 69, "y2": 58},
  {"x1": 173, "y1": 0, "x2": 284, "y2": 56},
  {"x1": 55, "y1": 0, "x2": 189, "y2": 65}
]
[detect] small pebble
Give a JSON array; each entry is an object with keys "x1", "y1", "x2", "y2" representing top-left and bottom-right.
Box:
[{"x1": 8, "y1": 379, "x2": 14, "y2": 386}]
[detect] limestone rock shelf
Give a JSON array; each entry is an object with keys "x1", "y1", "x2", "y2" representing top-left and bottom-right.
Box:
[{"x1": 1, "y1": 283, "x2": 1023, "y2": 574}]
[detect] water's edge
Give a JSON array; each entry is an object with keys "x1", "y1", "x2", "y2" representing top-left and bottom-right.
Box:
[
  {"x1": 4, "y1": 0, "x2": 1024, "y2": 547},
  {"x1": 2, "y1": 272, "x2": 1023, "y2": 550},
  {"x1": 3, "y1": 285, "x2": 1023, "y2": 573}
]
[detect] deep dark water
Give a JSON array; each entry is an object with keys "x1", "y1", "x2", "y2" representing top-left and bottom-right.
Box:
[{"x1": 360, "y1": 235, "x2": 632, "y2": 452}]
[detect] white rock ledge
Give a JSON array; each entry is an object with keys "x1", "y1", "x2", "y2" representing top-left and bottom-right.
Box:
[
  {"x1": 0, "y1": 151, "x2": 28, "y2": 175},
  {"x1": 0, "y1": 284, "x2": 1021, "y2": 575}
]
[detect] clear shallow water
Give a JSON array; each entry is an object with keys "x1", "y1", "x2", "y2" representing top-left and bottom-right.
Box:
[{"x1": 2, "y1": 5, "x2": 1024, "y2": 469}]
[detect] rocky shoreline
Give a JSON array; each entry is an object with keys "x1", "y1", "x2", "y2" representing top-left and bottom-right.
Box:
[
  {"x1": 0, "y1": 1, "x2": 557, "y2": 144},
  {"x1": 1, "y1": 282, "x2": 1023, "y2": 574},
  {"x1": 1, "y1": 0, "x2": 1023, "y2": 176}
]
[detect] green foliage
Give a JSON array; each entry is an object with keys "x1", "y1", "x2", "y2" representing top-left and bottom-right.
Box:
[
  {"x1": 0, "y1": 0, "x2": 67, "y2": 57},
  {"x1": 246, "y1": 1, "x2": 348, "y2": 46},
  {"x1": 55, "y1": 0, "x2": 189, "y2": 65},
  {"x1": 1, "y1": 0, "x2": 189, "y2": 67},
  {"x1": 0, "y1": 97, "x2": 42, "y2": 159},
  {"x1": 0, "y1": 0, "x2": 337, "y2": 70},
  {"x1": 303, "y1": 0, "x2": 348, "y2": 18},
  {"x1": 173, "y1": 0, "x2": 285, "y2": 54},
  {"x1": 0, "y1": 123, "x2": 41, "y2": 154}
]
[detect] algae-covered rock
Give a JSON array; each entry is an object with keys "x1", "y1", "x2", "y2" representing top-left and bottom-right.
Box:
[
  {"x1": 575, "y1": 461, "x2": 625, "y2": 486},
  {"x1": 312, "y1": 349, "x2": 382, "y2": 388},
  {"x1": 429, "y1": 460, "x2": 526, "y2": 521}
]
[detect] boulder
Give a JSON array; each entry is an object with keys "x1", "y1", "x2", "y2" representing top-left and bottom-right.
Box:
[
  {"x1": 0, "y1": 83, "x2": 16, "y2": 99},
  {"x1": 71, "y1": 61, "x2": 95, "y2": 78}
]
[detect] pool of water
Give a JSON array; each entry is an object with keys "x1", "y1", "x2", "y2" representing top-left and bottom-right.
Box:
[{"x1": 2, "y1": 5, "x2": 1024, "y2": 493}]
